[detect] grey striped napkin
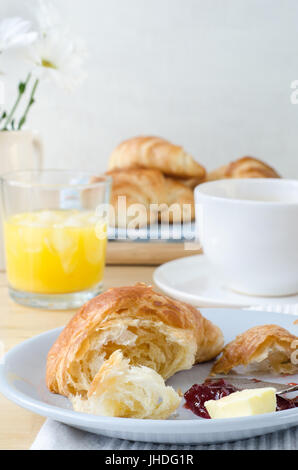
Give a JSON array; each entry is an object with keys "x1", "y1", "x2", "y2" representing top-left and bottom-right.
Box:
[{"x1": 30, "y1": 419, "x2": 298, "y2": 450}]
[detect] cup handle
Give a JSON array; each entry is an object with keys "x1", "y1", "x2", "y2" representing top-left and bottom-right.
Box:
[{"x1": 32, "y1": 133, "x2": 43, "y2": 170}]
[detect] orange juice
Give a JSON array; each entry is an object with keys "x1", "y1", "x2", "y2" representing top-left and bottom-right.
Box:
[{"x1": 4, "y1": 210, "x2": 107, "y2": 294}]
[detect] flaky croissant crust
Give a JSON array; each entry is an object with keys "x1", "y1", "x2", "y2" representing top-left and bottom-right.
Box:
[
  {"x1": 46, "y1": 284, "x2": 224, "y2": 396},
  {"x1": 211, "y1": 324, "x2": 297, "y2": 376},
  {"x1": 71, "y1": 350, "x2": 181, "y2": 419}
]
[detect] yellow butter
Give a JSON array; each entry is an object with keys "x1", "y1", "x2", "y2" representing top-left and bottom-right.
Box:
[{"x1": 205, "y1": 387, "x2": 277, "y2": 419}]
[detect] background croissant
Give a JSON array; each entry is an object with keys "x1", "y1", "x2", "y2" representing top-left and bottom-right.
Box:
[
  {"x1": 160, "y1": 177, "x2": 195, "y2": 223},
  {"x1": 107, "y1": 168, "x2": 166, "y2": 227},
  {"x1": 46, "y1": 284, "x2": 224, "y2": 398},
  {"x1": 108, "y1": 136, "x2": 206, "y2": 180},
  {"x1": 207, "y1": 156, "x2": 281, "y2": 181},
  {"x1": 106, "y1": 168, "x2": 195, "y2": 227},
  {"x1": 96, "y1": 143, "x2": 283, "y2": 229}
]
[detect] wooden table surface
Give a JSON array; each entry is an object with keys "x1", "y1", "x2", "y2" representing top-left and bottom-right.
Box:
[{"x1": 0, "y1": 265, "x2": 156, "y2": 450}]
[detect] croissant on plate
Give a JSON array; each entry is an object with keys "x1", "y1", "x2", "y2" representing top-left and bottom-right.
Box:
[
  {"x1": 108, "y1": 136, "x2": 206, "y2": 180},
  {"x1": 211, "y1": 324, "x2": 298, "y2": 376},
  {"x1": 207, "y1": 156, "x2": 281, "y2": 181},
  {"x1": 46, "y1": 284, "x2": 224, "y2": 398}
]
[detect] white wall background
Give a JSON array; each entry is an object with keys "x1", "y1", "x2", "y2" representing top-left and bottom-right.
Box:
[{"x1": 1, "y1": 0, "x2": 298, "y2": 177}]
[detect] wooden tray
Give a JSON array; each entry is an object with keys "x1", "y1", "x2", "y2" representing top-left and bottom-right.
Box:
[{"x1": 106, "y1": 240, "x2": 202, "y2": 265}]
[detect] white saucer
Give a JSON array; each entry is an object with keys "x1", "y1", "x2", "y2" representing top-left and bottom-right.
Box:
[{"x1": 154, "y1": 254, "x2": 298, "y2": 308}]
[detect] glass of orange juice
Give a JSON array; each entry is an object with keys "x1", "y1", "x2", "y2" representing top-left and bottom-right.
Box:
[{"x1": 1, "y1": 170, "x2": 111, "y2": 309}]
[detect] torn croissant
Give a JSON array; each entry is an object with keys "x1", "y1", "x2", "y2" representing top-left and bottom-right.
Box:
[
  {"x1": 71, "y1": 350, "x2": 181, "y2": 419},
  {"x1": 46, "y1": 284, "x2": 224, "y2": 398},
  {"x1": 211, "y1": 324, "x2": 298, "y2": 376}
]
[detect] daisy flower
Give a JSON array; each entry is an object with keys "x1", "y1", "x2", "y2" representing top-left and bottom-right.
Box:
[
  {"x1": 27, "y1": 27, "x2": 87, "y2": 91},
  {"x1": 0, "y1": 17, "x2": 37, "y2": 53},
  {"x1": 0, "y1": 1, "x2": 87, "y2": 130}
]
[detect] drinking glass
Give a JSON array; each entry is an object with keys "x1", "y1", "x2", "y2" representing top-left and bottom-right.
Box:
[{"x1": 1, "y1": 170, "x2": 111, "y2": 309}]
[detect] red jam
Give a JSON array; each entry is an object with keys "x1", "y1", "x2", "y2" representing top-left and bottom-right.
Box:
[
  {"x1": 184, "y1": 379, "x2": 298, "y2": 419},
  {"x1": 184, "y1": 379, "x2": 238, "y2": 419},
  {"x1": 276, "y1": 395, "x2": 298, "y2": 411}
]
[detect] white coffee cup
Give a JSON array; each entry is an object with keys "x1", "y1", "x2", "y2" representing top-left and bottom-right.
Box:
[{"x1": 195, "y1": 178, "x2": 298, "y2": 297}]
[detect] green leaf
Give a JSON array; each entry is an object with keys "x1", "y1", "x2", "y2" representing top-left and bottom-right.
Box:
[{"x1": 18, "y1": 82, "x2": 26, "y2": 94}]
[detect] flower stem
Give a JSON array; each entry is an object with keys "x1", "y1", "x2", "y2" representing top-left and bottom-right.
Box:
[
  {"x1": 2, "y1": 73, "x2": 31, "y2": 130},
  {"x1": 18, "y1": 78, "x2": 39, "y2": 130}
]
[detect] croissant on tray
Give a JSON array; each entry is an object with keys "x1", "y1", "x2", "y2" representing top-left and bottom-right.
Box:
[
  {"x1": 46, "y1": 284, "x2": 224, "y2": 398},
  {"x1": 108, "y1": 135, "x2": 206, "y2": 181},
  {"x1": 98, "y1": 139, "x2": 282, "y2": 229},
  {"x1": 207, "y1": 156, "x2": 281, "y2": 181},
  {"x1": 160, "y1": 177, "x2": 195, "y2": 224},
  {"x1": 106, "y1": 168, "x2": 166, "y2": 227},
  {"x1": 100, "y1": 168, "x2": 196, "y2": 227}
]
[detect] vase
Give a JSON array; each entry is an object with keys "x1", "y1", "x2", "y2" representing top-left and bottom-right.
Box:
[{"x1": 0, "y1": 130, "x2": 43, "y2": 270}]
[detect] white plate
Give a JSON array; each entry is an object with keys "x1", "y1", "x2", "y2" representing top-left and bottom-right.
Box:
[
  {"x1": 154, "y1": 255, "x2": 298, "y2": 308},
  {"x1": 0, "y1": 309, "x2": 297, "y2": 445}
]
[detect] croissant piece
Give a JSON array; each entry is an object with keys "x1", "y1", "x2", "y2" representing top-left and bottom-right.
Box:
[
  {"x1": 160, "y1": 177, "x2": 195, "y2": 224},
  {"x1": 207, "y1": 157, "x2": 280, "y2": 181},
  {"x1": 46, "y1": 284, "x2": 224, "y2": 397},
  {"x1": 71, "y1": 350, "x2": 181, "y2": 419},
  {"x1": 108, "y1": 136, "x2": 206, "y2": 180},
  {"x1": 211, "y1": 324, "x2": 298, "y2": 376}
]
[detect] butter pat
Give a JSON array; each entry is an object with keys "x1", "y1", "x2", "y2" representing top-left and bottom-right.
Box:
[{"x1": 205, "y1": 387, "x2": 277, "y2": 419}]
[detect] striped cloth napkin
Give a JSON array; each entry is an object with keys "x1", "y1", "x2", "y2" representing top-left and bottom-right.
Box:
[{"x1": 31, "y1": 304, "x2": 298, "y2": 450}]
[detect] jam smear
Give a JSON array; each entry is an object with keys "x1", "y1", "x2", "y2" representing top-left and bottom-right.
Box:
[
  {"x1": 276, "y1": 395, "x2": 298, "y2": 411},
  {"x1": 184, "y1": 379, "x2": 298, "y2": 419},
  {"x1": 184, "y1": 379, "x2": 238, "y2": 419}
]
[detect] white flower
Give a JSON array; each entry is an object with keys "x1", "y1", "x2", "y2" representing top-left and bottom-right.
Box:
[
  {"x1": 0, "y1": 17, "x2": 37, "y2": 53},
  {"x1": 35, "y1": 0, "x2": 62, "y2": 32},
  {"x1": 26, "y1": 27, "x2": 87, "y2": 91}
]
